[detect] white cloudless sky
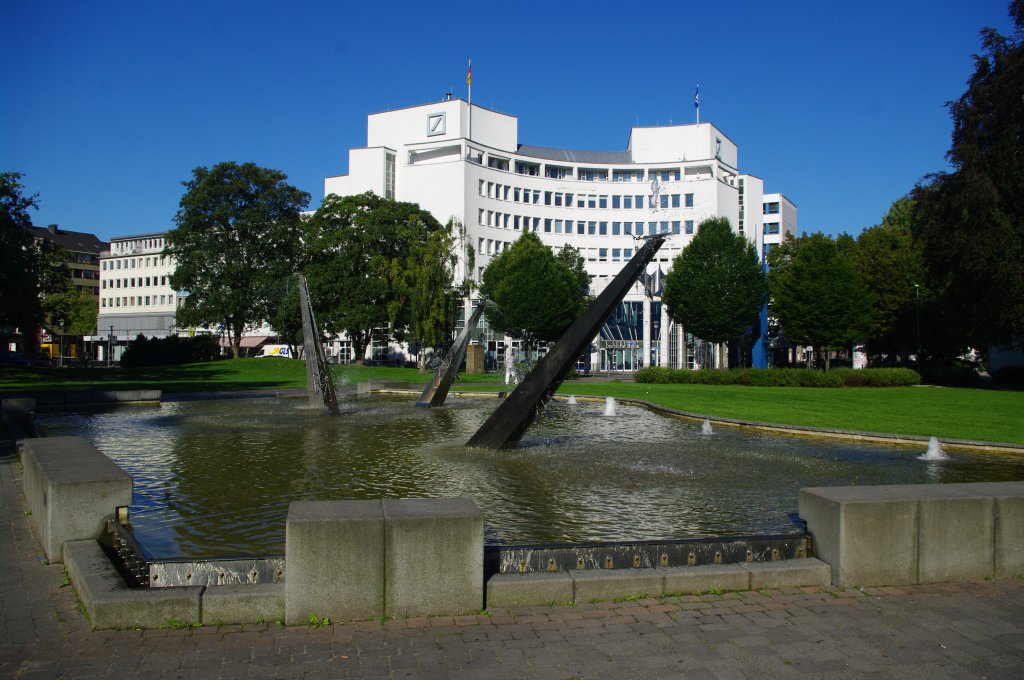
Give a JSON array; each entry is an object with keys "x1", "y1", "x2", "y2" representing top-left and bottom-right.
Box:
[{"x1": 1, "y1": 0, "x2": 1015, "y2": 241}]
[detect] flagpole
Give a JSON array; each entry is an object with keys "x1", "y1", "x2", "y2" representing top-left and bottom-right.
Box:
[
  {"x1": 467, "y1": 59, "x2": 473, "y2": 142},
  {"x1": 695, "y1": 83, "x2": 700, "y2": 126}
]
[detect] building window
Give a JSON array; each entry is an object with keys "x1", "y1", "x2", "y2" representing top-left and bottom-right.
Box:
[
  {"x1": 384, "y1": 153, "x2": 395, "y2": 199},
  {"x1": 671, "y1": 194, "x2": 681, "y2": 208},
  {"x1": 544, "y1": 218, "x2": 552, "y2": 233},
  {"x1": 635, "y1": 195, "x2": 644, "y2": 209},
  {"x1": 612, "y1": 222, "x2": 621, "y2": 235},
  {"x1": 685, "y1": 194, "x2": 694, "y2": 208},
  {"x1": 578, "y1": 168, "x2": 608, "y2": 182},
  {"x1": 764, "y1": 202, "x2": 780, "y2": 214},
  {"x1": 599, "y1": 195, "x2": 608, "y2": 209},
  {"x1": 588, "y1": 221, "x2": 597, "y2": 235},
  {"x1": 685, "y1": 220, "x2": 694, "y2": 235},
  {"x1": 515, "y1": 161, "x2": 539, "y2": 176},
  {"x1": 488, "y1": 157, "x2": 509, "y2": 171},
  {"x1": 764, "y1": 222, "x2": 780, "y2": 235},
  {"x1": 624, "y1": 222, "x2": 632, "y2": 235},
  {"x1": 577, "y1": 221, "x2": 585, "y2": 235},
  {"x1": 672, "y1": 221, "x2": 680, "y2": 234},
  {"x1": 599, "y1": 222, "x2": 608, "y2": 235},
  {"x1": 545, "y1": 165, "x2": 570, "y2": 179},
  {"x1": 623, "y1": 196, "x2": 632, "y2": 209}
]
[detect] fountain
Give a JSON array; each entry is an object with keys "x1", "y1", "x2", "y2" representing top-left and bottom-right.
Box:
[
  {"x1": 566, "y1": 395, "x2": 577, "y2": 405},
  {"x1": 919, "y1": 436, "x2": 949, "y2": 461},
  {"x1": 604, "y1": 397, "x2": 617, "y2": 416},
  {"x1": 701, "y1": 419, "x2": 713, "y2": 435}
]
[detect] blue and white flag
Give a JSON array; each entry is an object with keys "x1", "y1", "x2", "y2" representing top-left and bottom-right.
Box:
[{"x1": 694, "y1": 84, "x2": 700, "y2": 109}]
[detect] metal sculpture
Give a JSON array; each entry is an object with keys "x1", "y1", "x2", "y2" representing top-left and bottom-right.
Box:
[
  {"x1": 467, "y1": 235, "x2": 665, "y2": 448},
  {"x1": 297, "y1": 274, "x2": 340, "y2": 416},
  {"x1": 416, "y1": 303, "x2": 485, "y2": 408}
]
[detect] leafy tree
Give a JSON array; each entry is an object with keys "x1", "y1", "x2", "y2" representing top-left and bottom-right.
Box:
[
  {"x1": 478, "y1": 232, "x2": 589, "y2": 358},
  {"x1": 43, "y1": 289, "x2": 98, "y2": 336},
  {"x1": 302, "y1": 192, "x2": 445, "y2": 364},
  {"x1": 167, "y1": 162, "x2": 310, "y2": 358},
  {"x1": 912, "y1": 2, "x2": 1024, "y2": 353},
  {"x1": 768, "y1": 232, "x2": 871, "y2": 369},
  {"x1": 662, "y1": 217, "x2": 765, "y2": 368},
  {"x1": 267, "y1": 278, "x2": 304, "y2": 358},
  {"x1": 1, "y1": 172, "x2": 42, "y2": 333},
  {"x1": 852, "y1": 197, "x2": 927, "y2": 361},
  {"x1": 404, "y1": 219, "x2": 459, "y2": 372}
]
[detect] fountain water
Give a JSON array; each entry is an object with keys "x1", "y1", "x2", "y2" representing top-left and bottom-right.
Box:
[
  {"x1": 700, "y1": 419, "x2": 714, "y2": 435},
  {"x1": 918, "y1": 436, "x2": 949, "y2": 461},
  {"x1": 567, "y1": 395, "x2": 577, "y2": 405},
  {"x1": 604, "y1": 397, "x2": 617, "y2": 416}
]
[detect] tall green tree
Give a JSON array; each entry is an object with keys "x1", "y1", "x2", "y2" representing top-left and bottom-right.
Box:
[
  {"x1": 267, "y1": 278, "x2": 304, "y2": 358},
  {"x1": 912, "y1": 2, "x2": 1024, "y2": 354},
  {"x1": 853, "y1": 197, "x2": 927, "y2": 360},
  {"x1": 768, "y1": 232, "x2": 871, "y2": 369},
  {"x1": 302, "y1": 192, "x2": 445, "y2": 364},
  {"x1": 404, "y1": 218, "x2": 459, "y2": 372},
  {"x1": 478, "y1": 232, "x2": 589, "y2": 357},
  {"x1": 42, "y1": 289, "x2": 98, "y2": 337},
  {"x1": 167, "y1": 162, "x2": 310, "y2": 357},
  {"x1": 1, "y1": 172, "x2": 42, "y2": 334},
  {"x1": 662, "y1": 217, "x2": 765, "y2": 368}
]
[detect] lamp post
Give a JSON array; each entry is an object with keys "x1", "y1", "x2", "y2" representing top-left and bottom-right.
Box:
[
  {"x1": 913, "y1": 283, "x2": 921, "y2": 368},
  {"x1": 58, "y1": 319, "x2": 65, "y2": 368},
  {"x1": 108, "y1": 325, "x2": 114, "y2": 367}
]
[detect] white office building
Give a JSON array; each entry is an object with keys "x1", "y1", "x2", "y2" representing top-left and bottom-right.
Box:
[{"x1": 328, "y1": 98, "x2": 796, "y2": 370}]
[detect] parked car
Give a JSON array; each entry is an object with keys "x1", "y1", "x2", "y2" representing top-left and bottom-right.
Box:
[{"x1": 0, "y1": 351, "x2": 31, "y2": 367}]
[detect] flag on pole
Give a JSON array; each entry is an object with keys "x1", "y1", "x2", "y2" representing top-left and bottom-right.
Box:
[
  {"x1": 694, "y1": 83, "x2": 699, "y2": 109},
  {"x1": 467, "y1": 60, "x2": 472, "y2": 86}
]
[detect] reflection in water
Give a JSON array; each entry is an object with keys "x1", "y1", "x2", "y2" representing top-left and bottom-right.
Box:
[{"x1": 36, "y1": 395, "x2": 1024, "y2": 559}]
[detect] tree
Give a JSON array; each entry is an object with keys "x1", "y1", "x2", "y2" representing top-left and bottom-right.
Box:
[
  {"x1": 768, "y1": 232, "x2": 871, "y2": 369},
  {"x1": 167, "y1": 162, "x2": 310, "y2": 358},
  {"x1": 852, "y1": 197, "x2": 927, "y2": 361},
  {"x1": 478, "y1": 232, "x2": 589, "y2": 358},
  {"x1": 302, "y1": 192, "x2": 445, "y2": 364},
  {"x1": 43, "y1": 289, "x2": 98, "y2": 337},
  {"x1": 267, "y1": 279, "x2": 304, "y2": 358},
  {"x1": 1, "y1": 172, "x2": 42, "y2": 333},
  {"x1": 662, "y1": 217, "x2": 765, "y2": 368},
  {"x1": 912, "y1": 2, "x2": 1024, "y2": 353},
  {"x1": 404, "y1": 219, "x2": 459, "y2": 372}
]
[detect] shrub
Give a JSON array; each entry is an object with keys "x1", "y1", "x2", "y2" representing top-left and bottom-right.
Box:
[
  {"x1": 120, "y1": 334, "x2": 221, "y2": 367},
  {"x1": 991, "y1": 365, "x2": 1024, "y2": 387},
  {"x1": 919, "y1": 364, "x2": 979, "y2": 387},
  {"x1": 633, "y1": 367, "x2": 920, "y2": 388}
]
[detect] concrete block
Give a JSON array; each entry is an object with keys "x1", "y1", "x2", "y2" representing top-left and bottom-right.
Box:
[
  {"x1": 64, "y1": 540, "x2": 202, "y2": 630},
  {"x1": 486, "y1": 572, "x2": 574, "y2": 608},
  {"x1": 951, "y1": 482, "x2": 1024, "y2": 578},
  {"x1": 202, "y1": 583, "x2": 284, "y2": 625},
  {"x1": 917, "y1": 491, "x2": 994, "y2": 583},
  {"x1": 569, "y1": 568, "x2": 664, "y2": 603},
  {"x1": 285, "y1": 500, "x2": 384, "y2": 625},
  {"x1": 21, "y1": 436, "x2": 132, "y2": 563},
  {"x1": 800, "y1": 486, "x2": 919, "y2": 586},
  {"x1": 659, "y1": 563, "x2": 749, "y2": 595},
  {"x1": 382, "y1": 498, "x2": 483, "y2": 618},
  {"x1": 742, "y1": 558, "x2": 832, "y2": 589}
]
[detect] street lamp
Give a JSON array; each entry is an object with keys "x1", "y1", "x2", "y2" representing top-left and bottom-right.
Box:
[
  {"x1": 913, "y1": 284, "x2": 922, "y2": 368},
  {"x1": 58, "y1": 319, "x2": 65, "y2": 368},
  {"x1": 108, "y1": 325, "x2": 115, "y2": 367}
]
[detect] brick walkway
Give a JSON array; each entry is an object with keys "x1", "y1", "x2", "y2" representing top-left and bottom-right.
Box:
[{"x1": 2, "y1": 445, "x2": 1023, "y2": 679}]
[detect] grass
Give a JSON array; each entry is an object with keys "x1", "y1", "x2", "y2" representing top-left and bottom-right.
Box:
[{"x1": 3, "y1": 362, "x2": 1022, "y2": 445}]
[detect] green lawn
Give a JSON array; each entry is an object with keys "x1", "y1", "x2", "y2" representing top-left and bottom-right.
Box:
[{"x1": 2, "y1": 362, "x2": 1021, "y2": 445}]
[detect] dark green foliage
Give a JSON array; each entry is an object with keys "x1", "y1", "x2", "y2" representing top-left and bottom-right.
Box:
[
  {"x1": 768, "y1": 232, "x2": 871, "y2": 365},
  {"x1": 918, "y1": 364, "x2": 982, "y2": 387},
  {"x1": 267, "y1": 279, "x2": 303, "y2": 357},
  {"x1": 853, "y1": 197, "x2": 927, "y2": 358},
  {"x1": 911, "y1": 4, "x2": 1024, "y2": 353},
  {"x1": 120, "y1": 334, "x2": 221, "y2": 367},
  {"x1": 634, "y1": 366, "x2": 920, "y2": 388},
  {"x1": 405, "y1": 219, "x2": 459, "y2": 369},
  {"x1": 992, "y1": 365, "x2": 1024, "y2": 386},
  {"x1": 478, "y1": 232, "x2": 589, "y2": 350},
  {"x1": 42, "y1": 290, "x2": 98, "y2": 336},
  {"x1": 167, "y1": 162, "x2": 310, "y2": 358},
  {"x1": 302, "y1": 192, "x2": 447, "y2": 363},
  {"x1": 0, "y1": 172, "x2": 39, "y2": 331},
  {"x1": 662, "y1": 217, "x2": 765, "y2": 344}
]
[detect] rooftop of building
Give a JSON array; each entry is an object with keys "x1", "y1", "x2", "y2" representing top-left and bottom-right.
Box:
[{"x1": 30, "y1": 225, "x2": 107, "y2": 254}]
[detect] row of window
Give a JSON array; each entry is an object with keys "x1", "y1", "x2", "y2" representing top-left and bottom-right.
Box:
[
  {"x1": 495, "y1": 161, "x2": 683, "y2": 182},
  {"x1": 110, "y1": 238, "x2": 165, "y2": 255},
  {"x1": 100, "y1": 294, "x2": 174, "y2": 308},
  {"x1": 101, "y1": 255, "x2": 170, "y2": 271},
  {"x1": 479, "y1": 210, "x2": 697, "y2": 237},
  {"x1": 101, "y1": 276, "x2": 170, "y2": 290},
  {"x1": 479, "y1": 180, "x2": 696, "y2": 210}
]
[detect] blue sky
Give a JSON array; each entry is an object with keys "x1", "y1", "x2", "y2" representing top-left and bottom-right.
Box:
[{"x1": 2, "y1": 1, "x2": 1015, "y2": 242}]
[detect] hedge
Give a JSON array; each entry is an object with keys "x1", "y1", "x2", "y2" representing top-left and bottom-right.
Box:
[
  {"x1": 120, "y1": 334, "x2": 221, "y2": 367},
  {"x1": 633, "y1": 366, "x2": 921, "y2": 388}
]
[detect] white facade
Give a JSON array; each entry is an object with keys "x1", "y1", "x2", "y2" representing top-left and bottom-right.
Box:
[
  {"x1": 96, "y1": 232, "x2": 180, "y2": 344},
  {"x1": 326, "y1": 99, "x2": 796, "y2": 370}
]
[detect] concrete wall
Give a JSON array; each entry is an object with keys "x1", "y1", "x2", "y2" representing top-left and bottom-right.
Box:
[
  {"x1": 800, "y1": 482, "x2": 1024, "y2": 586},
  {"x1": 21, "y1": 436, "x2": 133, "y2": 563},
  {"x1": 285, "y1": 498, "x2": 483, "y2": 625}
]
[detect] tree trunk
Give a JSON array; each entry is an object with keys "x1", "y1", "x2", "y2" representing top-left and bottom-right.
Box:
[
  {"x1": 418, "y1": 351, "x2": 427, "y2": 374},
  {"x1": 825, "y1": 348, "x2": 831, "y2": 371}
]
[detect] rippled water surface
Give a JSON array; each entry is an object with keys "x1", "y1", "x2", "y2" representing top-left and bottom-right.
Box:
[{"x1": 36, "y1": 395, "x2": 1024, "y2": 559}]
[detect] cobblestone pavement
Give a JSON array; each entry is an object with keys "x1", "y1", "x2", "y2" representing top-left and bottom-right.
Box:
[{"x1": 3, "y1": 447, "x2": 1024, "y2": 679}]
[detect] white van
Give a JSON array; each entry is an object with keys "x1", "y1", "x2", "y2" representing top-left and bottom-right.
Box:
[{"x1": 255, "y1": 345, "x2": 293, "y2": 358}]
